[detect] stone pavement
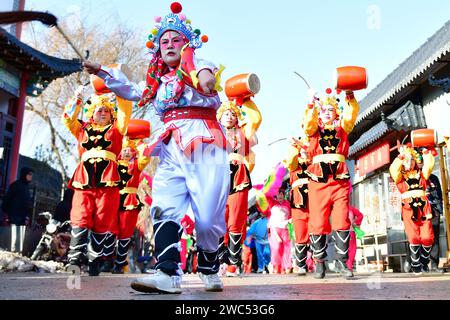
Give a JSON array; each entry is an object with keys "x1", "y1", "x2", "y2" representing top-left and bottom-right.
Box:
[{"x1": 1, "y1": 271, "x2": 449, "y2": 300}]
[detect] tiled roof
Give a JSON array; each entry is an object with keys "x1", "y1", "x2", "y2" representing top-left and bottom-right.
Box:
[
  {"x1": 0, "y1": 27, "x2": 81, "y2": 79},
  {"x1": 350, "y1": 101, "x2": 427, "y2": 156},
  {"x1": 356, "y1": 19, "x2": 450, "y2": 125}
]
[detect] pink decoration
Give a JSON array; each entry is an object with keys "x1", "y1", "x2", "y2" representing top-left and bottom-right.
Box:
[
  {"x1": 179, "y1": 13, "x2": 186, "y2": 21},
  {"x1": 154, "y1": 16, "x2": 161, "y2": 23}
]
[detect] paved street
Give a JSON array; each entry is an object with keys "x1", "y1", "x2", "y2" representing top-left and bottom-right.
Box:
[{"x1": 1, "y1": 271, "x2": 449, "y2": 300}]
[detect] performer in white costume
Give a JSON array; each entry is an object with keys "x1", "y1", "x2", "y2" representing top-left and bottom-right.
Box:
[{"x1": 83, "y1": 2, "x2": 229, "y2": 293}]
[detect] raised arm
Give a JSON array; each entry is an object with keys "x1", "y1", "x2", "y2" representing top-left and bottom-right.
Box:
[
  {"x1": 283, "y1": 144, "x2": 300, "y2": 172},
  {"x1": 136, "y1": 142, "x2": 151, "y2": 172},
  {"x1": 421, "y1": 150, "x2": 435, "y2": 180},
  {"x1": 62, "y1": 90, "x2": 83, "y2": 137},
  {"x1": 341, "y1": 92, "x2": 360, "y2": 134},
  {"x1": 302, "y1": 104, "x2": 318, "y2": 137},
  {"x1": 116, "y1": 96, "x2": 133, "y2": 136},
  {"x1": 389, "y1": 157, "x2": 404, "y2": 184},
  {"x1": 240, "y1": 99, "x2": 262, "y2": 140}
]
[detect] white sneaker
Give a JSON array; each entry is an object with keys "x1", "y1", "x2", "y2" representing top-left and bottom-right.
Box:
[
  {"x1": 218, "y1": 263, "x2": 228, "y2": 277},
  {"x1": 297, "y1": 267, "x2": 307, "y2": 276},
  {"x1": 130, "y1": 270, "x2": 182, "y2": 294},
  {"x1": 225, "y1": 265, "x2": 238, "y2": 277},
  {"x1": 199, "y1": 272, "x2": 224, "y2": 292}
]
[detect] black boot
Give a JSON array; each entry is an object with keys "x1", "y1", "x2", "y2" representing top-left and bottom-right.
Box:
[
  {"x1": 217, "y1": 236, "x2": 229, "y2": 265},
  {"x1": 227, "y1": 232, "x2": 243, "y2": 271},
  {"x1": 67, "y1": 227, "x2": 88, "y2": 269},
  {"x1": 314, "y1": 261, "x2": 326, "y2": 279},
  {"x1": 197, "y1": 247, "x2": 220, "y2": 275},
  {"x1": 310, "y1": 234, "x2": 327, "y2": 279},
  {"x1": 87, "y1": 232, "x2": 108, "y2": 276},
  {"x1": 420, "y1": 245, "x2": 432, "y2": 273},
  {"x1": 294, "y1": 243, "x2": 308, "y2": 275},
  {"x1": 333, "y1": 230, "x2": 353, "y2": 278},
  {"x1": 100, "y1": 233, "x2": 116, "y2": 273},
  {"x1": 153, "y1": 220, "x2": 183, "y2": 276},
  {"x1": 113, "y1": 238, "x2": 132, "y2": 274},
  {"x1": 409, "y1": 244, "x2": 422, "y2": 275}
]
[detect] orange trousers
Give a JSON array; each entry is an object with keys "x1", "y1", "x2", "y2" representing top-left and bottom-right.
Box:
[
  {"x1": 402, "y1": 209, "x2": 434, "y2": 246},
  {"x1": 114, "y1": 209, "x2": 139, "y2": 239},
  {"x1": 224, "y1": 190, "x2": 249, "y2": 245},
  {"x1": 292, "y1": 208, "x2": 309, "y2": 244},
  {"x1": 308, "y1": 178, "x2": 350, "y2": 235},
  {"x1": 71, "y1": 187, "x2": 120, "y2": 233}
]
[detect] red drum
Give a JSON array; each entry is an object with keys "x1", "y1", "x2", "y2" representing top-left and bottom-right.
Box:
[
  {"x1": 225, "y1": 73, "x2": 260, "y2": 100},
  {"x1": 91, "y1": 64, "x2": 131, "y2": 95},
  {"x1": 127, "y1": 119, "x2": 151, "y2": 139},
  {"x1": 333, "y1": 66, "x2": 368, "y2": 91},
  {"x1": 411, "y1": 129, "x2": 437, "y2": 148}
]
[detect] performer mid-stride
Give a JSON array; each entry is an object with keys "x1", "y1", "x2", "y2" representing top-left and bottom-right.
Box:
[
  {"x1": 284, "y1": 137, "x2": 311, "y2": 275},
  {"x1": 389, "y1": 145, "x2": 435, "y2": 275},
  {"x1": 112, "y1": 138, "x2": 150, "y2": 273},
  {"x1": 217, "y1": 99, "x2": 261, "y2": 276},
  {"x1": 83, "y1": 2, "x2": 229, "y2": 293},
  {"x1": 302, "y1": 88, "x2": 359, "y2": 279},
  {"x1": 63, "y1": 88, "x2": 131, "y2": 276}
]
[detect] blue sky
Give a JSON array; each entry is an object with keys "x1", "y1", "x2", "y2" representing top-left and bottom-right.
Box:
[{"x1": 21, "y1": 0, "x2": 450, "y2": 183}]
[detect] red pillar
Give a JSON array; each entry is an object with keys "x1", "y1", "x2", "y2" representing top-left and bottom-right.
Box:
[
  {"x1": 9, "y1": 71, "x2": 29, "y2": 185},
  {"x1": 15, "y1": 0, "x2": 26, "y2": 39}
]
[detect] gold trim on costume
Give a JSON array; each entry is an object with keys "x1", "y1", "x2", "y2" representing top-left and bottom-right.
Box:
[
  {"x1": 120, "y1": 187, "x2": 138, "y2": 195},
  {"x1": 292, "y1": 178, "x2": 309, "y2": 188},
  {"x1": 81, "y1": 150, "x2": 117, "y2": 163},
  {"x1": 401, "y1": 190, "x2": 426, "y2": 199},
  {"x1": 312, "y1": 153, "x2": 345, "y2": 164}
]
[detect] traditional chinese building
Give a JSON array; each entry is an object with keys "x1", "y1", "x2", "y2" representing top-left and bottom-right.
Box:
[
  {"x1": 348, "y1": 19, "x2": 450, "y2": 272},
  {"x1": 0, "y1": 0, "x2": 81, "y2": 199}
]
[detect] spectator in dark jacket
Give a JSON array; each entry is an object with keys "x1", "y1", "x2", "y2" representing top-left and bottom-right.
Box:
[
  {"x1": 1, "y1": 167, "x2": 34, "y2": 253},
  {"x1": 54, "y1": 188, "x2": 74, "y2": 223},
  {"x1": 2, "y1": 167, "x2": 34, "y2": 225},
  {"x1": 426, "y1": 173, "x2": 445, "y2": 273}
]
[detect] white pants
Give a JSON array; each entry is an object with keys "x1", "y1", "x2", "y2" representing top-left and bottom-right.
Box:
[
  {"x1": 151, "y1": 137, "x2": 230, "y2": 252},
  {"x1": 11, "y1": 224, "x2": 26, "y2": 253}
]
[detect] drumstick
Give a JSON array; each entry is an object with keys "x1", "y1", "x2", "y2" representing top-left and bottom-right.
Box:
[{"x1": 294, "y1": 71, "x2": 311, "y2": 89}]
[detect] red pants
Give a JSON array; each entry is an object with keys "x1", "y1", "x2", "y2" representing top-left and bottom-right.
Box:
[
  {"x1": 224, "y1": 190, "x2": 249, "y2": 245},
  {"x1": 402, "y1": 209, "x2": 434, "y2": 246},
  {"x1": 180, "y1": 238, "x2": 187, "y2": 271},
  {"x1": 308, "y1": 178, "x2": 350, "y2": 235},
  {"x1": 114, "y1": 209, "x2": 139, "y2": 239},
  {"x1": 242, "y1": 245, "x2": 253, "y2": 273},
  {"x1": 71, "y1": 187, "x2": 120, "y2": 233},
  {"x1": 292, "y1": 208, "x2": 309, "y2": 244},
  {"x1": 347, "y1": 231, "x2": 357, "y2": 270}
]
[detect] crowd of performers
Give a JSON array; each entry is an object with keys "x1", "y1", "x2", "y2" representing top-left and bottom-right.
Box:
[{"x1": 61, "y1": 2, "x2": 445, "y2": 295}]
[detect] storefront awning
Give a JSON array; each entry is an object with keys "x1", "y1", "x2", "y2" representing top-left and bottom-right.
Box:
[{"x1": 349, "y1": 101, "x2": 427, "y2": 156}]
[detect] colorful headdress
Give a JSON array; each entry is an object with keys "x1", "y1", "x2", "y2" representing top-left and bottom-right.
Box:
[
  {"x1": 83, "y1": 93, "x2": 117, "y2": 120},
  {"x1": 317, "y1": 88, "x2": 343, "y2": 115},
  {"x1": 122, "y1": 136, "x2": 138, "y2": 151},
  {"x1": 399, "y1": 144, "x2": 423, "y2": 164},
  {"x1": 216, "y1": 100, "x2": 243, "y2": 122},
  {"x1": 145, "y1": 2, "x2": 208, "y2": 54},
  {"x1": 138, "y1": 2, "x2": 211, "y2": 107}
]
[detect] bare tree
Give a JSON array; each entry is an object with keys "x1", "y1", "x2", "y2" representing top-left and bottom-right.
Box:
[{"x1": 22, "y1": 14, "x2": 160, "y2": 186}]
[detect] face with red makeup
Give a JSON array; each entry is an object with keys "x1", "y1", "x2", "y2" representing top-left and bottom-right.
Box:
[
  {"x1": 319, "y1": 104, "x2": 337, "y2": 125},
  {"x1": 160, "y1": 30, "x2": 187, "y2": 68}
]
